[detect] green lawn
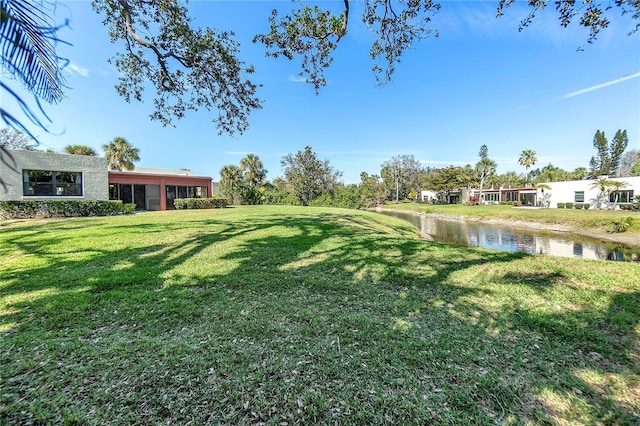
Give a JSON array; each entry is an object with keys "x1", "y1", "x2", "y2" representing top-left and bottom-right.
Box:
[
  {"x1": 1, "y1": 206, "x2": 639, "y2": 425},
  {"x1": 390, "y1": 203, "x2": 640, "y2": 235}
]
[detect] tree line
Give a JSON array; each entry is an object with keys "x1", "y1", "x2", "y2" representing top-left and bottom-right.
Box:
[
  {"x1": 220, "y1": 129, "x2": 638, "y2": 208},
  {"x1": 4, "y1": 126, "x2": 638, "y2": 208}
]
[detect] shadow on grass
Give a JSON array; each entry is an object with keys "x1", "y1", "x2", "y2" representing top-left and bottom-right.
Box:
[{"x1": 1, "y1": 209, "x2": 638, "y2": 424}]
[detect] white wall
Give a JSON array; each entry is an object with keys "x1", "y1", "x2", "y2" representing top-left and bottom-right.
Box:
[
  {"x1": 546, "y1": 176, "x2": 640, "y2": 209},
  {"x1": 0, "y1": 150, "x2": 108, "y2": 201}
]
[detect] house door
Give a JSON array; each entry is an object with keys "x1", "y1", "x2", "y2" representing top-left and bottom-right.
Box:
[{"x1": 134, "y1": 185, "x2": 146, "y2": 210}]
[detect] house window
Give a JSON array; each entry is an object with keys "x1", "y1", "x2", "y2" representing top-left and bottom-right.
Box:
[
  {"x1": 165, "y1": 185, "x2": 208, "y2": 209},
  {"x1": 503, "y1": 191, "x2": 519, "y2": 202},
  {"x1": 609, "y1": 190, "x2": 634, "y2": 203},
  {"x1": 23, "y1": 170, "x2": 82, "y2": 196},
  {"x1": 484, "y1": 193, "x2": 499, "y2": 202},
  {"x1": 574, "y1": 191, "x2": 584, "y2": 203}
]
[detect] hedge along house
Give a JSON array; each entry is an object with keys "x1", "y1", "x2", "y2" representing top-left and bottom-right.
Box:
[
  {"x1": 108, "y1": 167, "x2": 213, "y2": 211},
  {"x1": 0, "y1": 150, "x2": 108, "y2": 201}
]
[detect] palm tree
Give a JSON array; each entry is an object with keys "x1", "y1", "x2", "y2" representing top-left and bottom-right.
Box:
[
  {"x1": 589, "y1": 177, "x2": 614, "y2": 209},
  {"x1": 102, "y1": 137, "x2": 140, "y2": 171},
  {"x1": 607, "y1": 180, "x2": 629, "y2": 209},
  {"x1": 518, "y1": 149, "x2": 537, "y2": 182},
  {"x1": 476, "y1": 145, "x2": 496, "y2": 203},
  {"x1": 239, "y1": 154, "x2": 267, "y2": 205},
  {"x1": 64, "y1": 144, "x2": 97, "y2": 156},
  {"x1": 1, "y1": 0, "x2": 66, "y2": 186},
  {"x1": 535, "y1": 183, "x2": 552, "y2": 207},
  {"x1": 219, "y1": 165, "x2": 244, "y2": 205}
]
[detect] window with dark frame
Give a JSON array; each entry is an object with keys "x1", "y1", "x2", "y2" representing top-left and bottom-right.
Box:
[
  {"x1": 574, "y1": 191, "x2": 584, "y2": 203},
  {"x1": 609, "y1": 190, "x2": 634, "y2": 203},
  {"x1": 23, "y1": 170, "x2": 82, "y2": 196}
]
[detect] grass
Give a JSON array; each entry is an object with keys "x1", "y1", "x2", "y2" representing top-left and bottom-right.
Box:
[
  {"x1": 389, "y1": 203, "x2": 640, "y2": 235},
  {"x1": 1, "y1": 206, "x2": 639, "y2": 425}
]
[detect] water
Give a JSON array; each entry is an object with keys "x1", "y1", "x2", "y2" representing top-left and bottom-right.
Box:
[{"x1": 378, "y1": 210, "x2": 640, "y2": 262}]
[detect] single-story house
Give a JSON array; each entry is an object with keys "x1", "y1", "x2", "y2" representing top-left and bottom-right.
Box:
[
  {"x1": 109, "y1": 167, "x2": 212, "y2": 210},
  {"x1": 1, "y1": 149, "x2": 213, "y2": 211},
  {"x1": 473, "y1": 176, "x2": 639, "y2": 209},
  {"x1": 473, "y1": 186, "x2": 538, "y2": 206}
]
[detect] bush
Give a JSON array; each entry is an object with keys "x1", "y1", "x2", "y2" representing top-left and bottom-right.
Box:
[
  {"x1": 0, "y1": 200, "x2": 126, "y2": 219},
  {"x1": 173, "y1": 198, "x2": 228, "y2": 209},
  {"x1": 607, "y1": 216, "x2": 633, "y2": 233},
  {"x1": 123, "y1": 203, "x2": 136, "y2": 214},
  {"x1": 565, "y1": 202, "x2": 574, "y2": 209},
  {"x1": 557, "y1": 203, "x2": 565, "y2": 209},
  {"x1": 574, "y1": 203, "x2": 584, "y2": 210}
]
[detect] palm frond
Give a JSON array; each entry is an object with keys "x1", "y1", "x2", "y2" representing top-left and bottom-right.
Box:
[{"x1": 0, "y1": 0, "x2": 66, "y2": 103}]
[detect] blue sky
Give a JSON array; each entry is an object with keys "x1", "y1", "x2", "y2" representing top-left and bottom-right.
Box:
[{"x1": 5, "y1": 0, "x2": 640, "y2": 183}]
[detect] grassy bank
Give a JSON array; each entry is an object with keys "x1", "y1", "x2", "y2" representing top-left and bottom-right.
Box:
[
  {"x1": 1, "y1": 206, "x2": 639, "y2": 424},
  {"x1": 390, "y1": 203, "x2": 640, "y2": 235}
]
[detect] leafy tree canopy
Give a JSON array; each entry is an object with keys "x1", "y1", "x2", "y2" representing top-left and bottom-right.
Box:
[
  {"x1": 0, "y1": 127, "x2": 36, "y2": 150},
  {"x1": 281, "y1": 146, "x2": 342, "y2": 206},
  {"x1": 64, "y1": 144, "x2": 97, "y2": 156},
  {"x1": 380, "y1": 154, "x2": 425, "y2": 202},
  {"x1": 3, "y1": 0, "x2": 638, "y2": 140}
]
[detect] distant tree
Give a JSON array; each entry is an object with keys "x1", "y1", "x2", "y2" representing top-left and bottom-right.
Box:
[
  {"x1": 609, "y1": 130, "x2": 629, "y2": 174},
  {"x1": 219, "y1": 165, "x2": 244, "y2": 205},
  {"x1": 494, "y1": 171, "x2": 522, "y2": 189},
  {"x1": 380, "y1": 154, "x2": 424, "y2": 203},
  {"x1": 568, "y1": 167, "x2": 588, "y2": 181},
  {"x1": 457, "y1": 165, "x2": 478, "y2": 195},
  {"x1": 518, "y1": 149, "x2": 537, "y2": 182},
  {"x1": 102, "y1": 137, "x2": 140, "y2": 171},
  {"x1": 0, "y1": 128, "x2": 36, "y2": 150},
  {"x1": 281, "y1": 146, "x2": 342, "y2": 206},
  {"x1": 239, "y1": 153, "x2": 268, "y2": 204},
  {"x1": 359, "y1": 172, "x2": 386, "y2": 207},
  {"x1": 588, "y1": 129, "x2": 629, "y2": 177},
  {"x1": 64, "y1": 144, "x2": 97, "y2": 156},
  {"x1": 309, "y1": 183, "x2": 364, "y2": 209},
  {"x1": 631, "y1": 162, "x2": 640, "y2": 177},
  {"x1": 619, "y1": 149, "x2": 640, "y2": 177},
  {"x1": 475, "y1": 145, "x2": 496, "y2": 203},
  {"x1": 422, "y1": 166, "x2": 469, "y2": 203}
]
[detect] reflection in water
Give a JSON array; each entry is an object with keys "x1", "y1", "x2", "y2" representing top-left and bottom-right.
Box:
[{"x1": 379, "y1": 210, "x2": 640, "y2": 262}]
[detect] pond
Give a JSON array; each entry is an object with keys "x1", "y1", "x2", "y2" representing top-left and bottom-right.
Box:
[{"x1": 378, "y1": 209, "x2": 640, "y2": 262}]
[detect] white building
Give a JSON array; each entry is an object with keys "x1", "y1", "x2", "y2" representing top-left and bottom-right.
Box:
[{"x1": 546, "y1": 176, "x2": 639, "y2": 209}]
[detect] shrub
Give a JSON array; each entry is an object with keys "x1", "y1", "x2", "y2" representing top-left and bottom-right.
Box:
[
  {"x1": 607, "y1": 216, "x2": 633, "y2": 233},
  {"x1": 574, "y1": 203, "x2": 584, "y2": 210},
  {"x1": 123, "y1": 203, "x2": 136, "y2": 214},
  {"x1": 0, "y1": 200, "x2": 125, "y2": 219},
  {"x1": 557, "y1": 202, "x2": 565, "y2": 209},
  {"x1": 565, "y1": 202, "x2": 574, "y2": 209},
  {"x1": 173, "y1": 198, "x2": 228, "y2": 209}
]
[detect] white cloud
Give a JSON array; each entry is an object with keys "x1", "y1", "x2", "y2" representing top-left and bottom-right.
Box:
[
  {"x1": 288, "y1": 74, "x2": 306, "y2": 83},
  {"x1": 558, "y1": 72, "x2": 640, "y2": 100},
  {"x1": 66, "y1": 62, "x2": 90, "y2": 77}
]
